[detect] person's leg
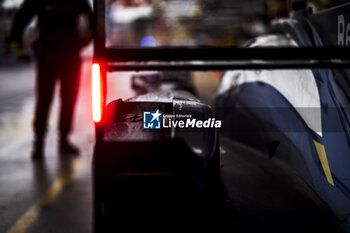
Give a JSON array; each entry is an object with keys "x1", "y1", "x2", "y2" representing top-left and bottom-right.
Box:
[
  {"x1": 32, "y1": 59, "x2": 57, "y2": 158},
  {"x1": 58, "y1": 56, "x2": 81, "y2": 155}
]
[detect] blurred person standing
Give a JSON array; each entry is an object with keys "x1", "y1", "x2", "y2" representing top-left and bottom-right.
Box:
[{"x1": 9, "y1": 0, "x2": 93, "y2": 159}]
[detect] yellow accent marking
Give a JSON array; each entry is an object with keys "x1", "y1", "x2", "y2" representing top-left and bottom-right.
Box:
[
  {"x1": 6, "y1": 158, "x2": 86, "y2": 233},
  {"x1": 313, "y1": 140, "x2": 334, "y2": 186}
]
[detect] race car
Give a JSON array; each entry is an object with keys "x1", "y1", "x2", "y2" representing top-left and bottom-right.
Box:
[
  {"x1": 215, "y1": 2, "x2": 350, "y2": 231},
  {"x1": 92, "y1": 70, "x2": 223, "y2": 232}
]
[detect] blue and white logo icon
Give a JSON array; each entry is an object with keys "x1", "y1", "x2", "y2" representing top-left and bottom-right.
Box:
[{"x1": 143, "y1": 110, "x2": 162, "y2": 129}]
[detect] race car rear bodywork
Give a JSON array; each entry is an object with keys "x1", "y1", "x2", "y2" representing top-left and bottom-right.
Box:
[{"x1": 93, "y1": 88, "x2": 222, "y2": 231}]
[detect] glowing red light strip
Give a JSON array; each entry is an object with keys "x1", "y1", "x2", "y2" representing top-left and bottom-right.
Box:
[{"x1": 92, "y1": 63, "x2": 102, "y2": 123}]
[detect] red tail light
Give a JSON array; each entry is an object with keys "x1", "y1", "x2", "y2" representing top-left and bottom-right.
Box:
[{"x1": 92, "y1": 63, "x2": 102, "y2": 123}]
